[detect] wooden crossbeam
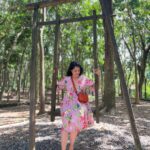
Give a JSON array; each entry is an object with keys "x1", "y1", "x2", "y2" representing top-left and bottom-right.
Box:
[
  {"x1": 38, "y1": 15, "x2": 102, "y2": 26},
  {"x1": 26, "y1": 0, "x2": 79, "y2": 10}
]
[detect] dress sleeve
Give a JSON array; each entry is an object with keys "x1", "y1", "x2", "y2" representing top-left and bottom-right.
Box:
[
  {"x1": 84, "y1": 76, "x2": 94, "y2": 86},
  {"x1": 82, "y1": 76, "x2": 95, "y2": 95}
]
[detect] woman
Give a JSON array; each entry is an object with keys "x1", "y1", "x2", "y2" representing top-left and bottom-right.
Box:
[{"x1": 57, "y1": 61, "x2": 100, "y2": 150}]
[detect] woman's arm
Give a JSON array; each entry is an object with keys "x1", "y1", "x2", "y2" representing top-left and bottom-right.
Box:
[
  {"x1": 82, "y1": 68, "x2": 101, "y2": 95},
  {"x1": 56, "y1": 76, "x2": 66, "y2": 91},
  {"x1": 81, "y1": 76, "x2": 95, "y2": 95}
]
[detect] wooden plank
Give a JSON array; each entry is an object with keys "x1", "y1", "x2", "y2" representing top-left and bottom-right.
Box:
[
  {"x1": 38, "y1": 15, "x2": 102, "y2": 26},
  {"x1": 26, "y1": 0, "x2": 79, "y2": 10}
]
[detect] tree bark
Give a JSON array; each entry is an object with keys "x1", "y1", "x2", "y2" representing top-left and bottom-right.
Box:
[
  {"x1": 0, "y1": 64, "x2": 8, "y2": 101},
  {"x1": 93, "y1": 10, "x2": 100, "y2": 122},
  {"x1": 22, "y1": 62, "x2": 29, "y2": 94},
  {"x1": 51, "y1": 14, "x2": 60, "y2": 122},
  {"x1": 101, "y1": 0, "x2": 115, "y2": 112},
  {"x1": 29, "y1": 6, "x2": 38, "y2": 150},
  {"x1": 127, "y1": 9, "x2": 140, "y2": 103},
  {"x1": 38, "y1": 6, "x2": 46, "y2": 114},
  {"x1": 17, "y1": 48, "x2": 26, "y2": 102},
  {"x1": 6, "y1": 71, "x2": 10, "y2": 101},
  {"x1": 138, "y1": 39, "x2": 150, "y2": 99},
  {"x1": 122, "y1": 35, "x2": 139, "y2": 103},
  {"x1": 35, "y1": 30, "x2": 40, "y2": 104},
  {"x1": 134, "y1": 61, "x2": 139, "y2": 103}
]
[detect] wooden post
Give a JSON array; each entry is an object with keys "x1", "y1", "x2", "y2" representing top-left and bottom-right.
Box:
[
  {"x1": 29, "y1": 5, "x2": 38, "y2": 150},
  {"x1": 93, "y1": 10, "x2": 99, "y2": 123},
  {"x1": 99, "y1": 0, "x2": 142, "y2": 149},
  {"x1": 51, "y1": 14, "x2": 60, "y2": 122}
]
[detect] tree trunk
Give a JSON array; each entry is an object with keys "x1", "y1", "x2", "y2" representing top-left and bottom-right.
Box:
[
  {"x1": 99, "y1": 0, "x2": 142, "y2": 149},
  {"x1": 35, "y1": 30, "x2": 40, "y2": 104},
  {"x1": 138, "y1": 50, "x2": 149, "y2": 99},
  {"x1": 129, "y1": 9, "x2": 140, "y2": 104},
  {"x1": 38, "y1": 7, "x2": 46, "y2": 114},
  {"x1": 22, "y1": 62, "x2": 29, "y2": 94},
  {"x1": 0, "y1": 65, "x2": 2, "y2": 89},
  {"x1": 17, "y1": 48, "x2": 25, "y2": 102},
  {"x1": 61, "y1": 58, "x2": 64, "y2": 101},
  {"x1": 134, "y1": 61, "x2": 139, "y2": 104},
  {"x1": 120, "y1": 80, "x2": 124, "y2": 99},
  {"x1": 6, "y1": 71, "x2": 10, "y2": 101},
  {"x1": 0, "y1": 64, "x2": 8, "y2": 101},
  {"x1": 51, "y1": 14, "x2": 60, "y2": 122},
  {"x1": 144, "y1": 78, "x2": 147, "y2": 99},
  {"x1": 60, "y1": 40, "x2": 65, "y2": 101},
  {"x1": 93, "y1": 10, "x2": 100, "y2": 122},
  {"x1": 123, "y1": 37, "x2": 140, "y2": 103},
  {"x1": 101, "y1": 0, "x2": 115, "y2": 112},
  {"x1": 29, "y1": 6, "x2": 38, "y2": 150}
]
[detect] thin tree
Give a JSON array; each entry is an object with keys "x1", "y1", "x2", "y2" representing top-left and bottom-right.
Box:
[{"x1": 38, "y1": 2, "x2": 46, "y2": 114}]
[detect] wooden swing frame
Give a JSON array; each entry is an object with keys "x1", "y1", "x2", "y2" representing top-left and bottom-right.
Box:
[
  {"x1": 27, "y1": 1, "x2": 100, "y2": 149},
  {"x1": 26, "y1": 0, "x2": 142, "y2": 149}
]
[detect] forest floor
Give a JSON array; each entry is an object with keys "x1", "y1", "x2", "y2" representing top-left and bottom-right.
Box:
[{"x1": 0, "y1": 98, "x2": 150, "y2": 150}]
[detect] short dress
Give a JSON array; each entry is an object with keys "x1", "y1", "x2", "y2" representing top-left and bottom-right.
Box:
[{"x1": 57, "y1": 75, "x2": 95, "y2": 133}]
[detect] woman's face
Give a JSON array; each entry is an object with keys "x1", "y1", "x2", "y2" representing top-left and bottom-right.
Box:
[{"x1": 71, "y1": 66, "x2": 80, "y2": 78}]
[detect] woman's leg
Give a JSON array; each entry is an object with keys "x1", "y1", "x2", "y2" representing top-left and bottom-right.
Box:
[
  {"x1": 61, "y1": 129, "x2": 68, "y2": 150},
  {"x1": 69, "y1": 130, "x2": 78, "y2": 150}
]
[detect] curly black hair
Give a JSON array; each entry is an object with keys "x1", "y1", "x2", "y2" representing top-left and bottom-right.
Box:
[{"x1": 66, "y1": 61, "x2": 83, "y2": 76}]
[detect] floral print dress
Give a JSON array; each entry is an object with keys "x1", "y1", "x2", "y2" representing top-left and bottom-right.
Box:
[{"x1": 57, "y1": 75, "x2": 95, "y2": 133}]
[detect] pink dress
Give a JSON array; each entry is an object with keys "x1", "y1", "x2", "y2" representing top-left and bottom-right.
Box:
[{"x1": 57, "y1": 75, "x2": 95, "y2": 133}]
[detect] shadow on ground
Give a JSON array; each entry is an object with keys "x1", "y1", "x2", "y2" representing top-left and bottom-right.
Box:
[{"x1": 0, "y1": 122, "x2": 136, "y2": 150}]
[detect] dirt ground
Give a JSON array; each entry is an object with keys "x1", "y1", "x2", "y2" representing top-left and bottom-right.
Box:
[{"x1": 0, "y1": 98, "x2": 150, "y2": 150}]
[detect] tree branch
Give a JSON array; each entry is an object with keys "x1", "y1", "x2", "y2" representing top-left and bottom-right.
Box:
[{"x1": 122, "y1": 34, "x2": 135, "y2": 61}]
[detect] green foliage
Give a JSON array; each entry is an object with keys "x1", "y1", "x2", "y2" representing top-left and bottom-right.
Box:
[{"x1": 0, "y1": 0, "x2": 149, "y2": 98}]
